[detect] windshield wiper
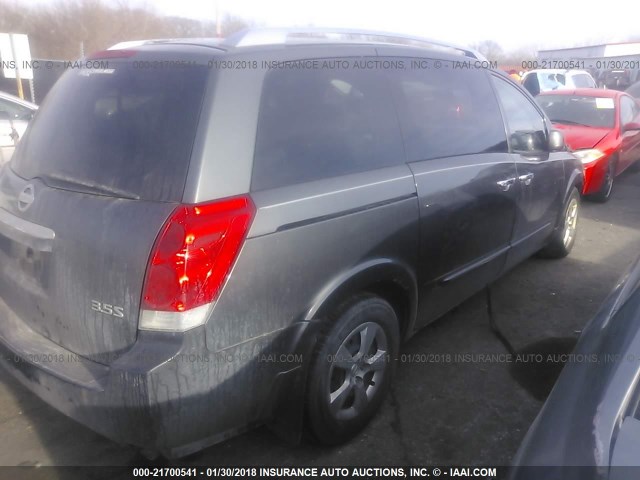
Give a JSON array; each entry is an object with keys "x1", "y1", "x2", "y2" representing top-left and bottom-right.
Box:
[
  {"x1": 37, "y1": 173, "x2": 140, "y2": 200},
  {"x1": 550, "y1": 119, "x2": 591, "y2": 127}
]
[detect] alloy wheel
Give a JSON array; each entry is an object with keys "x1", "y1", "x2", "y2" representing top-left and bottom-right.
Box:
[
  {"x1": 563, "y1": 198, "x2": 579, "y2": 248},
  {"x1": 327, "y1": 322, "x2": 388, "y2": 421}
]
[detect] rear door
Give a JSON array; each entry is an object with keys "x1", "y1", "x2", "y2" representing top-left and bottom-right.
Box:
[
  {"x1": 490, "y1": 75, "x2": 565, "y2": 269},
  {"x1": 0, "y1": 57, "x2": 209, "y2": 363},
  {"x1": 385, "y1": 60, "x2": 517, "y2": 325}
]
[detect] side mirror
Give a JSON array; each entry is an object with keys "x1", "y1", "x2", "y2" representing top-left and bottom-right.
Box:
[
  {"x1": 623, "y1": 121, "x2": 640, "y2": 132},
  {"x1": 548, "y1": 129, "x2": 565, "y2": 152}
]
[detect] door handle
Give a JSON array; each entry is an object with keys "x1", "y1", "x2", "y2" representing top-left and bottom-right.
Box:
[
  {"x1": 496, "y1": 177, "x2": 516, "y2": 191},
  {"x1": 519, "y1": 173, "x2": 534, "y2": 186}
]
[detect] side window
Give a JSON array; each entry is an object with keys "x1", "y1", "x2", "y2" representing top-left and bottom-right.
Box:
[
  {"x1": 0, "y1": 98, "x2": 33, "y2": 121},
  {"x1": 386, "y1": 61, "x2": 507, "y2": 162},
  {"x1": 620, "y1": 96, "x2": 638, "y2": 125},
  {"x1": 492, "y1": 76, "x2": 548, "y2": 153},
  {"x1": 572, "y1": 73, "x2": 595, "y2": 89},
  {"x1": 538, "y1": 73, "x2": 562, "y2": 91},
  {"x1": 252, "y1": 61, "x2": 404, "y2": 191}
]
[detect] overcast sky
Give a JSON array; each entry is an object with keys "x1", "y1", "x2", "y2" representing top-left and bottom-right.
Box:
[{"x1": 32, "y1": 0, "x2": 640, "y2": 52}]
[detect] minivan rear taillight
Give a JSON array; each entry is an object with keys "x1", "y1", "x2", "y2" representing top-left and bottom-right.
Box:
[{"x1": 139, "y1": 195, "x2": 255, "y2": 332}]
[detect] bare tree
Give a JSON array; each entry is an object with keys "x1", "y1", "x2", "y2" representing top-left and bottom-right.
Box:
[
  {"x1": 0, "y1": 0, "x2": 250, "y2": 60},
  {"x1": 501, "y1": 46, "x2": 538, "y2": 67},
  {"x1": 470, "y1": 40, "x2": 504, "y2": 62}
]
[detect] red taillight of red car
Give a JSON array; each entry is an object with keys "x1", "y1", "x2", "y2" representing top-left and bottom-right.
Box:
[{"x1": 142, "y1": 195, "x2": 255, "y2": 315}]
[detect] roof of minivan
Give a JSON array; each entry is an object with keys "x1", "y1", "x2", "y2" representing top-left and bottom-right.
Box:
[
  {"x1": 103, "y1": 28, "x2": 487, "y2": 62},
  {"x1": 94, "y1": 43, "x2": 473, "y2": 70}
]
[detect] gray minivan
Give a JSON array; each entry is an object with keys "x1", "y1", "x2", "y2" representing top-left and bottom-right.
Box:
[{"x1": 0, "y1": 29, "x2": 583, "y2": 458}]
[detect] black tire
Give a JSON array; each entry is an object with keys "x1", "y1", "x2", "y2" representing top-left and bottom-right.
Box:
[
  {"x1": 539, "y1": 187, "x2": 580, "y2": 259},
  {"x1": 589, "y1": 159, "x2": 615, "y2": 203},
  {"x1": 306, "y1": 294, "x2": 400, "y2": 445}
]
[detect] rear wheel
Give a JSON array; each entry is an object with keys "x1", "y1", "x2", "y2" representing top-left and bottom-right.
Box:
[
  {"x1": 306, "y1": 295, "x2": 399, "y2": 445},
  {"x1": 539, "y1": 187, "x2": 580, "y2": 259},
  {"x1": 589, "y1": 160, "x2": 615, "y2": 203}
]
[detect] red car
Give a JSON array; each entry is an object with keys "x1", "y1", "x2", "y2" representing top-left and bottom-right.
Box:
[{"x1": 537, "y1": 89, "x2": 640, "y2": 201}]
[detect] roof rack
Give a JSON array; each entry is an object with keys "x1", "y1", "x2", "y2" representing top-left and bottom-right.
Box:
[
  {"x1": 108, "y1": 38, "x2": 224, "y2": 50},
  {"x1": 221, "y1": 28, "x2": 485, "y2": 59}
]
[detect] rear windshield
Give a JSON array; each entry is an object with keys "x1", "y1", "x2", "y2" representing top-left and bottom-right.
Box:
[
  {"x1": 537, "y1": 95, "x2": 615, "y2": 128},
  {"x1": 12, "y1": 61, "x2": 209, "y2": 202}
]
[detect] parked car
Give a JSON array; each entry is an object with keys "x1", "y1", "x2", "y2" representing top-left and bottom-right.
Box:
[
  {"x1": 522, "y1": 69, "x2": 597, "y2": 96},
  {"x1": 626, "y1": 80, "x2": 640, "y2": 99},
  {"x1": 0, "y1": 28, "x2": 583, "y2": 458},
  {"x1": 0, "y1": 91, "x2": 37, "y2": 164},
  {"x1": 536, "y1": 89, "x2": 640, "y2": 202},
  {"x1": 601, "y1": 69, "x2": 632, "y2": 91},
  {"x1": 511, "y1": 255, "x2": 640, "y2": 478}
]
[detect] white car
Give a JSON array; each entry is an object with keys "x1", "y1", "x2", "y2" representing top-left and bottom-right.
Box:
[
  {"x1": 521, "y1": 69, "x2": 597, "y2": 96},
  {"x1": 0, "y1": 91, "x2": 37, "y2": 164}
]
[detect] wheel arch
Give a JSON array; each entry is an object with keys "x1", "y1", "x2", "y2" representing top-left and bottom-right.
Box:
[
  {"x1": 554, "y1": 165, "x2": 583, "y2": 231},
  {"x1": 304, "y1": 258, "x2": 418, "y2": 341},
  {"x1": 264, "y1": 258, "x2": 418, "y2": 443},
  {"x1": 565, "y1": 165, "x2": 584, "y2": 203}
]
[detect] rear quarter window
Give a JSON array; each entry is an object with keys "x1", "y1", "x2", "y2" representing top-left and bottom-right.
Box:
[{"x1": 12, "y1": 62, "x2": 209, "y2": 202}]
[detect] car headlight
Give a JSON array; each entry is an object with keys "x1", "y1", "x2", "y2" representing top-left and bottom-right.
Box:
[{"x1": 573, "y1": 149, "x2": 605, "y2": 165}]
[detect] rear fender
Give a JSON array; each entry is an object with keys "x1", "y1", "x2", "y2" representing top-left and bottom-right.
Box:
[
  {"x1": 305, "y1": 258, "x2": 418, "y2": 340},
  {"x1": 265, "y1": 258, "x2": 418, "y2": 442}
]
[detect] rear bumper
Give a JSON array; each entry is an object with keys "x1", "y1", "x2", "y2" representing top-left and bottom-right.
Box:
[{"x1": 0, "y1": 297, "x2": 310, "y2": 457}]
